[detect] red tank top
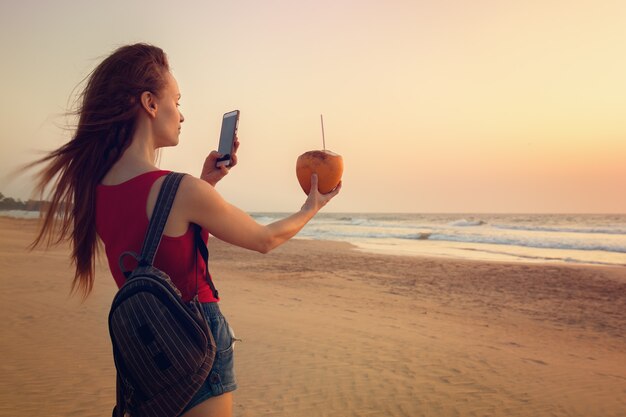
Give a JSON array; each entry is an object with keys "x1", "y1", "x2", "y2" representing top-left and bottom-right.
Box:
[{"x1": 95, "y1": 170, "x2": 218, "y2": 303}]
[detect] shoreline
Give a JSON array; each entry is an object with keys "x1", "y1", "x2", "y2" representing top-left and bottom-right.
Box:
[
  {"x1": 3, "y1": 213, "x2": 625, "y2": 268},
  {"x1": 306, "y1": 236, "x2": 626, "y2": 268}
]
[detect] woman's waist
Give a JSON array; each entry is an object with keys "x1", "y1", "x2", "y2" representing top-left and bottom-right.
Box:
[{"x1": 198, "y1": 301, "x2": 222, "y2": 318}]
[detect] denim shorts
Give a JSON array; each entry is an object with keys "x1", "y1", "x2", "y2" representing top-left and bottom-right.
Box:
[{"x1": 179, "y1": 302, "x2": 237, "y2": 415}]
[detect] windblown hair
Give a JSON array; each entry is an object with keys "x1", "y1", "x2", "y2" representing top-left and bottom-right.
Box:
[{"x1": 26, "y1": 43, "x2": 170, "y2": 298}]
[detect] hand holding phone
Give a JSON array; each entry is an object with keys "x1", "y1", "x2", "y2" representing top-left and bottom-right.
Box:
[{"x1": 216, "y1": 110, "x2": 240, "y2": 168}]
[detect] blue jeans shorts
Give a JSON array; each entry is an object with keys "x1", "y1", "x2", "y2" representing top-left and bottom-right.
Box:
[{"x1": 180, "y1": 302, "x2": 237, "y2": 415}]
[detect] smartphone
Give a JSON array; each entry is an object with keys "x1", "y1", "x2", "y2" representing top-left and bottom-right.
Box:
[{"x1": 216, "y1": 110, "x2": 240, "y2": 168}]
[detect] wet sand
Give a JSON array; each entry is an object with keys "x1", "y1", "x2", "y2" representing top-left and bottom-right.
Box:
[{"x1": 1, "y1": 216, "x2": 624, "y2": 417}]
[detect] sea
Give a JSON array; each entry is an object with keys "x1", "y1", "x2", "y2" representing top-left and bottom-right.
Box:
[
  {"x1": 3, "y1": 210, "x2": 625, "y2": 267},
  {"x1": 251, "y1": 212, "x2": 626, "y2": 267}
]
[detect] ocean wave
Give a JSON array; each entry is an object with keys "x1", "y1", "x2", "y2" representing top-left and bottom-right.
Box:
[
  {"x1": 492, "y1": 223, "x2": 626, "y2": 235},
  {"x1": 405, "y1": 233, "x2": 432, "y2": 240},
  {"x1": 299, "y1": 226, "x2": 626, "y2": 254},
  {"x1": 449, "y1": 219, "x2": 486, "y2": 227},
  {"x1": 0, "y1": 210, "x2": 40, "y2": 219},
  {"x1": 427, "y1": 233, "x2": 626, "y2": 254},
  {"x1": 250, "y1": 214, "x2": 281, "y2": 224},
  {"x1": 319, "y1": 216, "x2": 418, "y2": 230},
  {"x1": 299, "y1": 228, "x2": 432, "y2": 241},
  {"x1": 348, "y1": 217, "x2": 371, "y2": 226},
  {"x1": 460, "y1": 247, "x2": 625, "y2": 267}
]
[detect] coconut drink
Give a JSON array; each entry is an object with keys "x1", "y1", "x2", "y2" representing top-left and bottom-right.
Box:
[{"x1": 296, "y1": 115, "x2": 343, "y2": 194}]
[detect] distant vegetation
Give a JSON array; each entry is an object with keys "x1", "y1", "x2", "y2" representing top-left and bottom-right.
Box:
[{"x1": 0, "y1": 192, "x2": 46, "y2": 211}]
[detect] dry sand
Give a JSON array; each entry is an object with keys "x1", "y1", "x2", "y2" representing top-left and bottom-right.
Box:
[{"x1": 0, "y1": 216, "x2": 625, "y2": 417}]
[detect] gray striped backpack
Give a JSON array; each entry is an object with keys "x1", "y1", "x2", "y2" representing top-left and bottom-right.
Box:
[{"x1": 109, "y1": 172, "x2": 217, "y2": 417}]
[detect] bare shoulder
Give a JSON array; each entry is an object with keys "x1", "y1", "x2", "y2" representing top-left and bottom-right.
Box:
[
  {"x1": 176, "y1": 174, "x2": 228, "y2": 223},
  {"x1": 178, "y1": 174, "x2": 214, "y2": 199}
]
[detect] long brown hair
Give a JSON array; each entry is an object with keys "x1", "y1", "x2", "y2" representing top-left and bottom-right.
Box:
[{"x1": 26, "y1": 43, "x2": 170, "y2": 298}]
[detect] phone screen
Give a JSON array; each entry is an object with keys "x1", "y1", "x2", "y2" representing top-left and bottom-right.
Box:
[{"x1": 216, "y1": 110, "x2": 239, "y2": 167}]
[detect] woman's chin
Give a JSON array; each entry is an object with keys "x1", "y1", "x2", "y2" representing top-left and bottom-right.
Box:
[{"x1": 158, "y1": 137, "x2": 179, "y2": 148}]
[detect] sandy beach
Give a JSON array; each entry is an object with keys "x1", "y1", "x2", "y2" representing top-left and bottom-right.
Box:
[{"x1": 0, "y1": 216, "x2": 624, "y2": 417}]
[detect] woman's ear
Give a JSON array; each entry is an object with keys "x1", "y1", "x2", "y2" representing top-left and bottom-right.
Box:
[{"x1": 140, "y1": 91, "x2": 158, "y2": 118}]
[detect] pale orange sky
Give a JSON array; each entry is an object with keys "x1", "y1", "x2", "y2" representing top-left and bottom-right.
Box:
[{"x1": 1, "y1": 0, "x2": 625, "y2": 213}]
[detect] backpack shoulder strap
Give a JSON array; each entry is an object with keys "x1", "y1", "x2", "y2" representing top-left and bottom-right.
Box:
[
  {"x1": 194, "y1": 224, "x2": 219, "y2": 299},
  {"x1": 139, "y1": 172, "x2": 185, "y2": 266}
]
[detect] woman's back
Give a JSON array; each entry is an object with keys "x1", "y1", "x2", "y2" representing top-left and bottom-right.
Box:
[{"x1": 96, "y1": 169, "x2": 217, "y2": 303}]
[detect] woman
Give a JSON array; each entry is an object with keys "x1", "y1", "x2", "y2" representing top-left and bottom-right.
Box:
[{"x1": 27, "y1": 43, "x2": 341, "y2": 417}]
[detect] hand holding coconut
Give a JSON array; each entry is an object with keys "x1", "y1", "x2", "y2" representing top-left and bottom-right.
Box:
[{"x1": 301, "y1": 172, "x2": 342, "y2": 212}]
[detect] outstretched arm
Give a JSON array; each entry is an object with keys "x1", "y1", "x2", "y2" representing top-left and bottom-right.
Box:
[{"x1": 179, "y1": 173, "x2": 341, "y2": 253}]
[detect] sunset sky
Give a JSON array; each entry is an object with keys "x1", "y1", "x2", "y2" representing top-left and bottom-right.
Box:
[{"x1": 1, "y1": 0, "x2": 625, "y2": 213}]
